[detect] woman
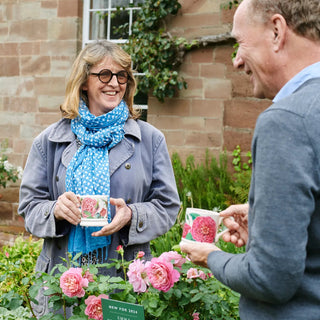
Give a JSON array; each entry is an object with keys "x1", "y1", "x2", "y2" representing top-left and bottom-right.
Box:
[{"x1": 18, "y1": 40, "x2": 180, "y2": 316}]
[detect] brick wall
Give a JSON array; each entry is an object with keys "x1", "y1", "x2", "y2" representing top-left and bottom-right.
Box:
[
  {"x1": 0, "y1": 0, "x2": 271, "y2": 245},
  {"x1": 148, "y1": 0, "x2": 271, "y2": 163},
  {"x1": 0, "y1": 0, "x2": 82, "y2": 245}
]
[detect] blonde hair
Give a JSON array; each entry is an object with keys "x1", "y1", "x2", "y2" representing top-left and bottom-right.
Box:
[{"x1": 60, "y1": 40, "x2": 139, "y2": 119}]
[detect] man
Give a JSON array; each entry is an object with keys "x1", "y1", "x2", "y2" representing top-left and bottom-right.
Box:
[{"x1": 180, "y1": 0, "x2": 320, "y2": 319}]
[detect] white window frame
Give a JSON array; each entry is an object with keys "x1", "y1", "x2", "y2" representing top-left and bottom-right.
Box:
[{"x1": 82, "y1": 0, "x2": 141, "y2": 47}]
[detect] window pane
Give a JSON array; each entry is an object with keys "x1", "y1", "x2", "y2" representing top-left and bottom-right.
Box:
[
  {"x1": 90, "y1": 0, "x2": 108, "y2": 9},
  {"x1": 89, "y1": 11, "x2": 107, "y2": 39},
  {"x1": 110, "y1": 9, "x2": 129, "y2": 40},
  {"x1": 132, "y1": 0, "x2": 144, "y2": 5}
]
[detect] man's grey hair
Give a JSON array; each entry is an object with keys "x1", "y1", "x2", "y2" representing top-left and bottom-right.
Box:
[{"x1": 248, "y1": 0, "x2": 320, "y2": 41}]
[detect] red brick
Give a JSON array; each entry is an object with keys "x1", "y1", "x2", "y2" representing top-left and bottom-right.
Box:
[
  {"x1": 0, "y1": 187, "x2": 19, "y2": 203},
  {"x1": 200, "y1": 63, "x2": 226, "y2": 79},
  {"x1": 190, "y1": 99, "x2": 223, "y2": 118},
  {"x1": 3, "y1": 97, "x2": 38, "y2": 113},
  {"x1": 58, "y1": 0, "x2": 82, "y2": 17},
  {"x1": 0, "y1": 202, "x2": 13, "y2": 221},
  {"x1": 148, "y1": 97, "x2": 191, "y2": 117},
  {"x1": 215, "y1": 46, "x2": 235, "y2": 66},
  {"x1": 221, "y1": 6, "x2": 237, "y2": 24},
  {"x1": 204, "y1": 79, "x2": 231, "y2": 99},
  {"x1": 21, "y1": 56, "x2": 50, "y2": 75},
  {"x1": 34, "y1": 76, "x2": 65, "y2": 96},
  {"x1": 10, "y1": 20, "x2": 48, "y2": 41},
  {"x1": 190, "y1": 48, "x2": 214, "y2": 64},
  {"x1": 224, "y1": 98, "x2": 270, "y2": 129},
  {"x1": 19, "y1": 42, "x2": 41, "y2": 55},
  {"x1": 35, "y1": 112, "x2": 61, "y2": 126},
  {"x1": 0, "y1": 43, "x2": 19, "y2": 56},
  {"x1": 41, "y1": 0, "x2": 58, "y2": 9},
  {"x1": 0, "y1": 57, "x2": 19, "y2": 76},
  {"x1": 231, "y1": 72, "x2": 254, "y2": 97},
  {"x1": 223, "y1": 129, "x2": 253, "y2": 153}
]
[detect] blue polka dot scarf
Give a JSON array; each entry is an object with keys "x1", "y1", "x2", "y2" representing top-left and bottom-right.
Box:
[{"x1": 65, "y1": 99, "x2": 129, "y2": 263}]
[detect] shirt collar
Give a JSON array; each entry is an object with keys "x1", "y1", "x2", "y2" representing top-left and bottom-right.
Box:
[{"x1": 273, "y1": 62, "x2": 320, "y2": 103}]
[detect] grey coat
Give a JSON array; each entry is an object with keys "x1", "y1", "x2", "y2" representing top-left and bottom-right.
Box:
[
  {"x1": 18, "y1": 117, "x2": 180, "y2": 316},
  {"x1": 208, "y1": 78, "x2": 320, "y2": 319}
]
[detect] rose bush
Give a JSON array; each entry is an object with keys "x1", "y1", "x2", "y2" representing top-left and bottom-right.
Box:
[{"x1": 22, "y1": 247, "x2": 239, "y2": 320}]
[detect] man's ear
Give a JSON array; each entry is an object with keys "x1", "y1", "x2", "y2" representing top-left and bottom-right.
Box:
[{"x1": 271, "y1": 14, "x2": 287, "y2": 52}]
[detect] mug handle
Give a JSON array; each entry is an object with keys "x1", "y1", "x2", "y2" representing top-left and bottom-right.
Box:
[
  {"x1": 215, "y1": 227, "x2": 230, "y2": 243},
  {"x1": 214, "y1": 216, "x2": 230, "y2": 242}
]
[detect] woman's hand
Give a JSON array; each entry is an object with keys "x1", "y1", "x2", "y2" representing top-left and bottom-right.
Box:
[
  {"x1": 54, "y1": 191, "x2": 81, "y2": 225},
  {"x1": 91, "y1": 197, "x2": 132, "y2": 237},
  {"x1": 220, "y1": 203, "x2": 249, "y2": 247}
]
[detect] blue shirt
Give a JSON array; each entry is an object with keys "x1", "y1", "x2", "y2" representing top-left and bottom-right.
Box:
[{"x1": 273, "y1": 61, "x2": 320, "y2": 102}]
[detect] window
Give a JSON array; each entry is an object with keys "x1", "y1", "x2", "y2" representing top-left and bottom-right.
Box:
[
  {"x1": 82, "y1": 0, "x2": 148, "y2": 120},
  {"x1": 82, "y1": 0, "x2": 144, "y2": 45}
]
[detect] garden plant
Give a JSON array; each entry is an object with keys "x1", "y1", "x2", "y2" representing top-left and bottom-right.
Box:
[{"x1": 0, "y1": 149, "x2": 251, "y2": 319}]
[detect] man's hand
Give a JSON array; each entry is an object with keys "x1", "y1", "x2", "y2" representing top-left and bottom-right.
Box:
[
  {"x1": 220, "y1": 203, "x2": 249, "y2": 247},
  {"x1": 180, "y1": 241, "x2": 220, "y2": 268}
]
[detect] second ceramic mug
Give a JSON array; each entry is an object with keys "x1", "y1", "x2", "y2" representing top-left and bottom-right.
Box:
[{"x1": 181, "y1": 207, "x2": 229, "y2": 244}]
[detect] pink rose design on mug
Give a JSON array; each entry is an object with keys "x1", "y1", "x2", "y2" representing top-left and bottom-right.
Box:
[
  {"x1": 81, "y1": 197, "x2": 98, "y2": 218},
  {"x1": 191, "y1": 216, "x2": 217, "y2": 243},
  {"x1": 182, "y1": 223, "x2": 191, "y2": 238}
]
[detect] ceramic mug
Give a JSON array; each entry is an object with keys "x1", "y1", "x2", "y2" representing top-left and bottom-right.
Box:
[
  {"x1": 181, "y1": 208, "x2": 229, "y2": 244},
  {"x1": 78, "y1": 195, "x2": 109, "y2": 227}
]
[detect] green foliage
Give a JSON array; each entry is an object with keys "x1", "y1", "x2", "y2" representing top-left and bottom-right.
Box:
[
  {"x1": 172, "y1": 150, "x2": 234, "y2": 213},
  {"x1": 0, "y1": 141, "x2": 23, "y2": 188},
  {"x1": 9, "y1": 250, "x2": 239, "y2": 320},
  {"x1": 0, "y1": 236, "x2": 42, "y2": 309},
  {"x1": 224, "y1": 0, "x2": 241, "y2": 9},
  {"x1": 0, "y1": 306, "x2": 31, "y2": 320},
  {"x1": 116, "y1": 0, "x2": 198, "y2": 102},
  {"x1": 0, "y1": 148, "x2": 251, "y2": 319},
  {"x1": 230, "y1": 145, "x2": 252, "y2": 204},
  {"x1": 151, "y1": 149, "x2": 249, "y2": 257}
]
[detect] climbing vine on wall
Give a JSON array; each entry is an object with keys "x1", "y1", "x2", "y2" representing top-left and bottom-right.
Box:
[{"x1": 116, "y1": 0, "x2": 198, "y2": 103}]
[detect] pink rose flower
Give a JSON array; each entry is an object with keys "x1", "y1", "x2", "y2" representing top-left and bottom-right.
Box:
[
  {"x1": 159, "y1": 251, "x2": 186, "y2": 269},
  {"x1": 145, "y1": 257, "x2": 180, "y2": 292},
  {"x1": 60, "y1": 268, "x2": 88, "y2": 298},
  {"x1": 83, "y1": 269, "x2": 95, "y2": 282},
  {"x1": 198, "y1": 270, "x2": 207, "y2": 280},
  {"x1": 136, "y1": 251, "x2": 145, "y2": 259},
  {"x1": 191, "y1": 216, "x2": 217, "y2": 243},
  {"x1": 192, "y1": 312, "x2": 200, "y2": 320},
  {"x1": 85, "y1": 294, "x2": 109, "y2": 320},
  {"x1": 82, "y1": 197, "x2": 98, "y2": 217},
  {"x1": 127, "y1": 259, "x2": 149, "y2": 293},
  {"x1": 182, "y1": 223, "x2": 191, "y2": 238},
  {"x1": 5, "y1": 252, "x2": 9, "y2": 258},
  {"x1": 187, "y1": 268, "x2": 199, "y2": 279},
  {"x1": 100, "y1": 208, "x2": 107, "y2": 218}
]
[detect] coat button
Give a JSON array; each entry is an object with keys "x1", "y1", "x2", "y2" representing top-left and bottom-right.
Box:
[
  {"x1": 138, "y1": 221, "x2": 143, "y2": 228},
  {"x1": 55, "y1": 176, "x2": 59, "y2": 181},
  {"x1": 125, "y1": 163, "x2": 131, "y2": 169},
  {"x1": 126, "y1": 198, "x2": 132, "y2": 204}
]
